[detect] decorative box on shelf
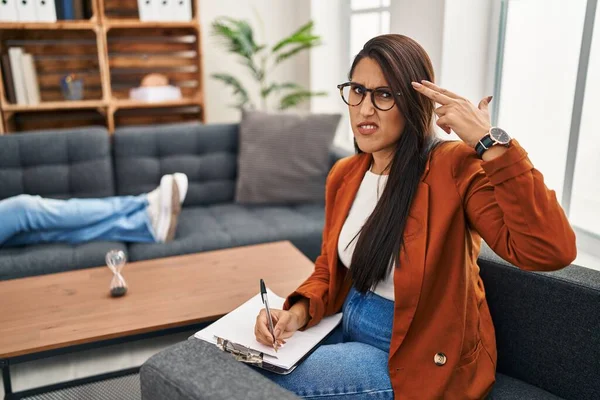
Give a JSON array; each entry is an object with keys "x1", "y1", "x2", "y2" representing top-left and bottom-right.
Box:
[{"x1": 129, "y1": 86, "x2": 182, "y2": 103}]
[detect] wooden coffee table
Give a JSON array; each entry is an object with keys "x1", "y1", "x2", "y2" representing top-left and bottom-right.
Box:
[{"x1": 0, "y1": 241, "x2": 314, "y2": 399}]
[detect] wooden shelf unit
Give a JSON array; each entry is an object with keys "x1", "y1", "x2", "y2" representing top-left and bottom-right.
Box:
[{"x1": 0, "y1": 0, "x2": 204, "y2": 134}]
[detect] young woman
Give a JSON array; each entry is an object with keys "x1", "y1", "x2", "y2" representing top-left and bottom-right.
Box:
[
  {"x1": 253, "y1": 34, "x2": 576, "y2": 399},
  {"x1": 0, "y1": 173, "x2": 188, "y2": 247}
]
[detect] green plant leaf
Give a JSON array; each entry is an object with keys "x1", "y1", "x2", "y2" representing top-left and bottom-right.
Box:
[
  {"x1": 261, "y1": 82, "x2": 303, "y2": 98},
  {"x1": 272, "y1": 21, "x2": 316, "y2": 52},
  {"x1": 211, "y1": 17, "x2": 261, "y2": 59},
  {"x1": 212, "y1": 73, "x2": 252, "y2": 109},
  {"x1": 211, "y1": 17, "x2": 265, "y2": 80},
  {"x1": 275, "y1": 40, "x2": 320, "y2": 64},
  {"x1": 242, "y1": 58, "x2": 264, "y2": 81},
  {"x1": 279, "y1": 90, "x2": 327, "y2": 110}
]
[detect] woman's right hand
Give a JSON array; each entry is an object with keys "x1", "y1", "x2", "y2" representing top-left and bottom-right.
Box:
[{"x1": 254, "y1": 308, "x2": 303, "y2": 348}]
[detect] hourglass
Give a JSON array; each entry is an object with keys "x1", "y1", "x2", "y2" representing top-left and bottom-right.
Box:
[{"x1": 106, "y1": 250, "x2": 128, "y2": 297}]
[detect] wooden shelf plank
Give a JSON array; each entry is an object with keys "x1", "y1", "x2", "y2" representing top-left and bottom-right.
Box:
[
  {"x1": 0, "y1": 21, "x2": 96, "y2": 30},
  {"x1": 114, "y1": 98, "x2": 201, "y2": 110},
  {"x1": 3, "y1": 100, "x2": 107, "y2": 112},
  {"x1": 105, "y1": 20, "x2": 198, "y2": 29}
]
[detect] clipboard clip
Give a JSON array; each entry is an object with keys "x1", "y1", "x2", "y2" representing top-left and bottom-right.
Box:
[{"x1": 214, "y1": 336, "x2": 264, "y2": 365}]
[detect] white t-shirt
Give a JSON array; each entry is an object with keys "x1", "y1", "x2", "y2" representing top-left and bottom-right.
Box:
[{"x1": 337, "y1": 169, "x2": 395, "y2": 301}]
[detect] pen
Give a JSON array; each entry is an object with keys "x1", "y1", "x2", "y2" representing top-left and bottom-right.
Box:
[{"x1": 260, "y1": 278, "x2": 278, "y2": 352}]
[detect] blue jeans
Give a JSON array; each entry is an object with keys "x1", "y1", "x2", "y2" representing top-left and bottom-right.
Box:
[
  {"x1": 0, "y1": 194, "x2": 156, "y2": 247},
  {"x1": 255, "y1": 287, "x2": 395, "y2": 399}
]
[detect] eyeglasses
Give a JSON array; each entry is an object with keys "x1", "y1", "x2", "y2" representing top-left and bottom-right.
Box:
[{"x1": 337, "y1": 82, "x2": 401, "y2": 111}]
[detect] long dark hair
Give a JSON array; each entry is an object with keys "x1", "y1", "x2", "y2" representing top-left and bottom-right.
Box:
[{"x1": 348, "y1": 34, "x2": 441, "y2": 293}]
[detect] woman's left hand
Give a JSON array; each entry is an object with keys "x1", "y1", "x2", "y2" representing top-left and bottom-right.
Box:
[{"x1": 411, "y1": 80, "x2": 492, "y2": 148}]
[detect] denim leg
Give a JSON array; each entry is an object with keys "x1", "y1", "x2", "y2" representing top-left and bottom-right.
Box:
[
  {"x1": 0, "y1": 194, "x2": 155, "y2": 246},
  {"x1": 256, "y1": 288, "x2": 396, "y2": 399},
  {"x1": 342, "y1": 289, "x2": 394, "y2": 353},
  {"x1": 254, "y1": 342, "x2": 393, "y2": 399}
]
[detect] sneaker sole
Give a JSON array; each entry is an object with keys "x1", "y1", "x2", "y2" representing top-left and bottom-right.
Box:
[
  {"x1": 165, "y1": 180, "x2": 181, "y2": 242},
  {"x1": 157, "y1": 175, "x2": 173, "y2": 243}
]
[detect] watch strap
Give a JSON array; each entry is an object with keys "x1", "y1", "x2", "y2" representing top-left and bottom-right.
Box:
[{"x1": 475, "y1": 134, "x2": 495, "y2": 157}]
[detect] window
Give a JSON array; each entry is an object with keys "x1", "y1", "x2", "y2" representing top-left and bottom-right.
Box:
[
  {"x1": 570, "y1": 1, "x2": 600, "y2": 238},
  {"x1": 495, "y1": 0, "x2": 587, "y2": 201},
  {"x1": 494, "y1": 0, "x2": 600, "y2": 256},
  {"x1": 342, "y1": 0, "x2": 391, "y2": 145},
  {"x1": 350, "y1": 0, "x2": 391, "y2": 61},
  {"x1": 349, "y1": 0, "x2": 391, "y2": 61}
]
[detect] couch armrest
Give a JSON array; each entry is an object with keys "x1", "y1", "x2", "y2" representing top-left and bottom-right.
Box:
[
  {"x1": 329, "y1": 145, "x2": 354, "y2": 170},
  {"x1": 140, "y1": 338, "x2": 299, "y2": 400},
  {"x1": 478, "y1": 242, "x2": 600, "y2": 400}
]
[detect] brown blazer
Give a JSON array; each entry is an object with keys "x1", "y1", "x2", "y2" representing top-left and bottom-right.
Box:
[{"x1": 283, "y1": 139, "x2": 576, "y2": 399}]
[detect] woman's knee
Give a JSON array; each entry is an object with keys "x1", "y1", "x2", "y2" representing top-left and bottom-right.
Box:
[
  {"x1": 1, "y1": 194, "x2": 42, "y2": 214},
  {"x1": 259, "y1": 342, "x2": 393, "y2": 399}
]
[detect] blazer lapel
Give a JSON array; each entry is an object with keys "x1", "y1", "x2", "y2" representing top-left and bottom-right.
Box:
[{"x1": 389, "y1": 180, "x2": 430, "y2": 357}]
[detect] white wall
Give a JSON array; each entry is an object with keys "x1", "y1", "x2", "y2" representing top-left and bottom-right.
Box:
[
  {"x1": 309, "y1": 0, "x2": 346, "y2": 114},
  {"x1": 199, "y1": 0, "x2": 311, "y2": 123},
  {"x1": 389, "y1": 0, "x2": 446, "y2": 76},
  {"x1": 440, "y1": 0, "x2": 495, "y2": 105},
  {"x1": 309, "y1": 0, "x2": 351, "y2": 148}
]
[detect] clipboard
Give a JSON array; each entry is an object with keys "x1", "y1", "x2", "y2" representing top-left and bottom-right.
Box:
[
  {"x1": 194, "y1": 290, "x2": 342, "y2": 375},
  {"x1": 213, "y1": 335, "x2": 293, "y2": 374}
]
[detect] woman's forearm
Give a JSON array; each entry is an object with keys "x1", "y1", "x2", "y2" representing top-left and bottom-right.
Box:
[{"x1": 289, "y1": 297, "x2": 310, "y2": 328}]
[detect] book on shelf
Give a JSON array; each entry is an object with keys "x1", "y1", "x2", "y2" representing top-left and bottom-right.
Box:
[
  {"x1": 137, "y1": 0, "x2": 157, "y2": 22},
  {"x1": 172, "y1": 0, "x2": 192, "y2": 21},
  {"x1": 0, "y1": 0, "x2": 19, "y2": 22},
  {"x1": 5, "y1": 48, "x2": 41, "y2": 105},
  {"x1": 22, "y1": 54, "x2": 41, "y2": 105},
  {"x1": 0, "y1": 0, "x2": 95, "y2": 22},
  {"x1": 138, "y1": 0, "x2": 192, "y2": 22},
  {"x1": 56, "y1": 0, "x2": 74, "y2": 20},
  {"x1": 35, "y1": 0, "x2": 58, "y2": 22},
  {"x1": 72, "y1": 0, "x2": 84, "y2": 20},
  {"x1": 8, "y1": 48, "x2": 28, "y2": 105},
  {"x1": 1, "y1": 55, "x2": 17, "y2": 104},
  {"x1": 56, "y1": 0, "x2": 91, "y2": 20},
  {"x1": 16, "y1": 0, "x2": 37, "y2": 22}
]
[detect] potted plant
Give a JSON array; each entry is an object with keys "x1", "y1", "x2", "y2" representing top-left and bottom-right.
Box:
[{"x1": 211, "y1": 17, "x2": 326, "y2": 110}]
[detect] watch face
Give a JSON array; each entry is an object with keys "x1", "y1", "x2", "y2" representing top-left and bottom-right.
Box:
[{"x1": 490, "y1": 127, "x2": 511, "y2": 144}]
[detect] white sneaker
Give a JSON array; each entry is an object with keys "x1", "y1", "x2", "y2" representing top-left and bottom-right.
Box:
[
  {"x1": 172, "y1": 173, "x2": 188, "y2": 204},
  {"x1": 148, "y1": 175, "x2": 182, "y2": 243},
  {"x1": 146, "y1": 185, "x2": 161, "y2": 233}
]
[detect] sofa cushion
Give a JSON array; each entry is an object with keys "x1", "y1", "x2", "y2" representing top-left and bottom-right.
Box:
[
  {"x1": 489, "y1": 374, "x2": 563, "y2": 399},
  {"x1": 113, "y1": 122, "x2": 238, "y2": 207},
  {"x1": 127, "y1": 204, "x2": 325, "y2": 262},
  {"x1": 479, "y1": 242, "x2": 600, "y2": 400},
  {"x1": 0, "y1": 126, "x2": 114, "y2": 200},
  {"x1": 235, "y1": 110, "x2": 340, "y2": 204},
  {"x1": 0, "y1": 241, "x2": 127, "y2": 281}
]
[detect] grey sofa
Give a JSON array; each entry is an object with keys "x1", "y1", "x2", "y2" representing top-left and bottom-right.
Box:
[
  {"x1": 140, "y1": 244, "x2": 600, "y2": 400},
  {"x1": 0, "y1": 123, "x2": 348, "y2": 280}
]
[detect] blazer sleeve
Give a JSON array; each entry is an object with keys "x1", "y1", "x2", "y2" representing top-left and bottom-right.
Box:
[
  {"x1": 282, "y1": 162, "x2": 339, "y2": 329},
  {"x1": 452, "y1": 139, "x2": 577, "y2": 271}
]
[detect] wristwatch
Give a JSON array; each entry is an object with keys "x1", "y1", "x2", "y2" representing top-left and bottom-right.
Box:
[{"x1": 475, "y1": 127, "x2": 511, "y2": 157}]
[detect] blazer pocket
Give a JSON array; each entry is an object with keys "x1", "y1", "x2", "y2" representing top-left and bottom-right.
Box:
[{"x1": 456, "y1": 339, "x2": 483, "y2": 369}]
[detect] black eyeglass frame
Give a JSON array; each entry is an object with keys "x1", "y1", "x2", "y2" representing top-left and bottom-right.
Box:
[{"x1": 336, "y1": 82, "x2": 402, "y2": 111}]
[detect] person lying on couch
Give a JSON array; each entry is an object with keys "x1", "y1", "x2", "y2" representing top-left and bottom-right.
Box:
[
  {"x1": 0, "y1": 173, "x2": 188, "y2": 247},
  {"x1": 253, "y1": 34, "x2": 577, "y2": 400}
]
